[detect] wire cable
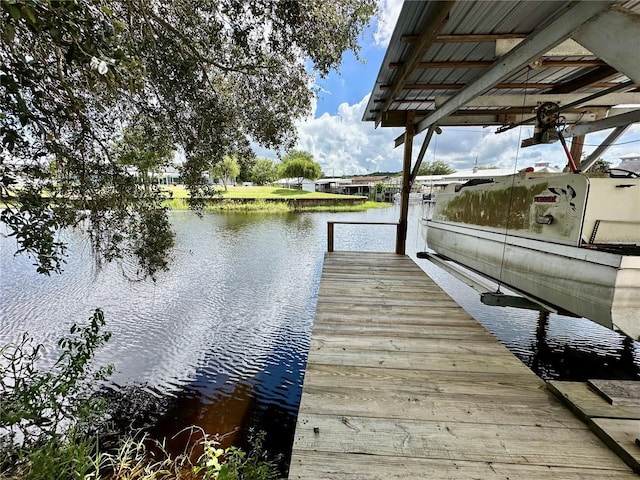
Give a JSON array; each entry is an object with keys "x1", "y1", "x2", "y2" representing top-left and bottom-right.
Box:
[{"x1": 497, "y1": 68, "x2": 531, "y2": 292}]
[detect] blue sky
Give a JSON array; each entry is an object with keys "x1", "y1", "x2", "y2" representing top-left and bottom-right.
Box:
[
  {"x1": 314, "y1": 45, "x2": 385, "y2": 118},
  {"x1": 254, "y1": 0, "x2": 639, "y2": 176}
]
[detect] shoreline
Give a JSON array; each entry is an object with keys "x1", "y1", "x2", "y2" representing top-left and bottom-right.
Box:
[{"x1": 163, "y1": 196, "x2": 391, "y2": 212}]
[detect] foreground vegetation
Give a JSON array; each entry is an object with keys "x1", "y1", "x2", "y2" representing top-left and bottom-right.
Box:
[{"x1": 0, "y1": 311, "x2": 283, "y2": 480}]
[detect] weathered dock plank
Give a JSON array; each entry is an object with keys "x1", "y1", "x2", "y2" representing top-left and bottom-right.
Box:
[
  {"x1": 590, "y1": 419, "x2": 640, "y2": 473},
  {"x1": 293, "y1": 414, "x2": 625, "y2": 469},
  {"x1": 548, "y1": 381, "x2": 640, "y2": 421},
  {"x1": 589, "y1": 380, "x2": 640, "y2": 407},
  {"x1": 549, "y1": 380, "x2": 640, "y2": 473},
  {"x1": 289, "y1": 451, "x2": 636, "y2": 480},
  {"x1": 309, "y1": 333, "x2": 514, "y2": 355},
  {"x1": 297, "y1": 384, "x2": 585, "y2": 427},
  {"x1": 288, "y1": 252, "x2": 638, "y2": 479}
]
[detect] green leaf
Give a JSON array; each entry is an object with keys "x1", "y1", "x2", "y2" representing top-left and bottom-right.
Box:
[
  {"x1": 6, "y1": 4, "x2": 21, "y2": 20},
  {"x1": 21, "y1": 5, "x2": 37, "y2": 26},
  {"x1": 49, "y1": 26, "x2": 60, "y2": 41},
  {"x1": 64, "y1": 44, "x2": 75, "y2": 64},
  {"x1": 3, "y1": 23, "x2": 15, "y2": 43}
]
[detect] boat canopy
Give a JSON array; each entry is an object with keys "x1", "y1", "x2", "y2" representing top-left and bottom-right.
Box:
[
  {"x1": 363, "y1": 0, "x2": 640, "y2": 139},
  {"x1": 363, "y1": 1, "x2": 640, "y2": 254}
]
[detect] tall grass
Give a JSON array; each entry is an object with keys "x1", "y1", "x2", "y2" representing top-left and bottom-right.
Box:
[
  {"x1": 163, "y1": 198, "x2": 390, "y2": 212},
  {"x1": 298, "y1": 201, "x2": 391, "y2": 212}
]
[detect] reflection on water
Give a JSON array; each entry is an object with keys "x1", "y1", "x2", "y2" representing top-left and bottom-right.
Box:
[
  {"x1": 514, "y1": 311, "x2": 640, "y2": 381},
  {"x1": 1, "y1": 204, "x2": 639, "y2": 474}
]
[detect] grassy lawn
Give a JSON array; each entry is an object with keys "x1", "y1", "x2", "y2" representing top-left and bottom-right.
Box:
[
  {"x1": 2, "y1": 185, "x2": 390, "y2": 213},
  {"x1": 160, "y1": 185, "x2": 391, "y2": 212},
  {"x1": 162, "y1": 185, "x2": 362, "y2": 200}
]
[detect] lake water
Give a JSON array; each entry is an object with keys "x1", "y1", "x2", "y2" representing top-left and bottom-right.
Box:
[{"x1": 1, "y1": 203, "x2": 639, "y2": 472}]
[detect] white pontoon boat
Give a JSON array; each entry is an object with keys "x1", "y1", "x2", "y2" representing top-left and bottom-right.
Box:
[{"x1": 362, "y1": 0, "x2": 640, "y2": 338}]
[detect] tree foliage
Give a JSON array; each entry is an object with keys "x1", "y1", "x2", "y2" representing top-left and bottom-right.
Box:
[
  {"x1": 1, "y1": 0, "x2": 376, "y2": 276},
  {"x1": 0, "y1": 310, "x2": 113, "y2": 468},
  {"x1": 587, "y1": 157, "x2": 611, "y2": 173},
  {"x1": 210, "y1": 155, "x2": 241, "y2": 191},
  {"x1": 417, "y1": 160, "x2": 456, "y2": 176},
  {"x1": 279, "y1": 150, "x2": 322, "y2": 188},
  {"x1": 116, "y1": 120, "x2": 175, "y2": 192},
  {"x1": 251, "y1": 158, "x2": 280, "y2": 186}
]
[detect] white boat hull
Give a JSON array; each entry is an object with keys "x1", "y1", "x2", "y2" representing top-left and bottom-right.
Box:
[
  {"x1": 421, "y1": 172, "x2": 640, "y2": 339},
  {"x1": 425, "y1": 220, "x2": 640, "y2": 337}
]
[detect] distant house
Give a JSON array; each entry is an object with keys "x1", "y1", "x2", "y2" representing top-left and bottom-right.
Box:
[
  {"x1": 315, "y1": 175, "x2": 393, "y2": 199},
  {"x1": 340, "y1": 175, "x2": 391, "y2": 196},
  {"x1": 532, "y1": 161, "x2": 561, "y2": 173},
  {"x1": 416, "y1": 167, "x2": 514, "y2": 191},
  {"x1": 274, "y1": 177, "x2": 316, "y2": 191},
  {"x1": 124, "y1": 165, "x2": 182, "y2": 185},
  {"x1": 158, "y1": 166, "x2": 181, "y2": 185},
  {"x1": 416, "y1": 163, "x2": 561, "y2": 192},
  {"x1": 615, "y1": 153, "x2": 640, "y2": 173},
  {"x1": 315, "y1": 178, "x2": 353, "y2": 194}
]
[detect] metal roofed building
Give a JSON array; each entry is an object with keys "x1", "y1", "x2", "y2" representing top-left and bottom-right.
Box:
[
  {"x1": 416, "y1": 167, "x2": 519, "y2": 187},
  {"x1": 416, "y1": 163, "x2": 560, "y2": 194},
  {"x1": 362, "y1": 0, "x2": 640, "y2": 254},
  {"x1": 314, "y1": 177, "x2": 353, "y2": 194},
  {"x1": 616, "y1": 152, "x2": 640, "y2": 173}
]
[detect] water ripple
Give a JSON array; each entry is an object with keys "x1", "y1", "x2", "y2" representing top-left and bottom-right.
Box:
[{"x1": 2, "y1": 206, "x2": 638, "y2": 469}]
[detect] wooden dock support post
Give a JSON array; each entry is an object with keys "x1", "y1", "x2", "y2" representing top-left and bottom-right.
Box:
[
  {"x1": 327, "y1": 222, "x2": 334, "y2": 252},
  {"x1": 397, "y1": 111, "x2": 415, "y2": 255}
]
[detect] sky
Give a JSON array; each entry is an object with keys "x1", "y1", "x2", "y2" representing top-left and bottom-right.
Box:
[{"x1": 254, "y1": 0, "x2": 640, "y2": 176}]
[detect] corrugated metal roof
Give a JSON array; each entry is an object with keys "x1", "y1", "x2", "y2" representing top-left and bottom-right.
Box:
[{"x1": 363, "y1": 0, "x2": 640, "y2": 134}]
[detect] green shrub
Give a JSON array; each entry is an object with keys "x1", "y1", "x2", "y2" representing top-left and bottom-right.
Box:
[
  {"x1": 0, "y1": 311, "x2": 283, "y2": 480},
  {"x1": 0, "y1": 309, "x2": 112, "y2": 478},
  {"x1": 194, "y1": 430, "x2": 282, "y2": 480}
]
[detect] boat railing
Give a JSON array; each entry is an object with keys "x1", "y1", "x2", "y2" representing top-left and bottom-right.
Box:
[{"x1": 327, "y1": 221, "x2": 401, "y2": 254}]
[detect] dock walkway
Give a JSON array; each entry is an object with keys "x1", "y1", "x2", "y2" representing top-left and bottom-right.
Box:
[{"x1": 288, "y1": 251, "x2": 637, "y2": 479}]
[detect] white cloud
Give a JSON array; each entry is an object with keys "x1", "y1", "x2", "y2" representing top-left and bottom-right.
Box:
[
  {"x1": 253, "y1": 94, "x2": 403, "y2": 175},
  {"x1": 580, "y1": 123, "x2": 640, "y2": 166},
  {"x1": 296, "y1": 95, "x2": 404, "y2": 175},
  {"x1": 373, "y1": 0, "x2": 404, "y2": 47},
  {"x1": 413, "y1": 121, "x2": 640, "y2": 172},
  {"x1": 255, "y1": 99, "x2": 640, "y2": 176},
  {"x1": 253, "y1": 95, "x2": 640, "y2": 176}
]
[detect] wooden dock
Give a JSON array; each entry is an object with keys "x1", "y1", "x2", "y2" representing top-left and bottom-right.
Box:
[{"x1": 288, "y1": 251, "x2": 638, "y2": 479}]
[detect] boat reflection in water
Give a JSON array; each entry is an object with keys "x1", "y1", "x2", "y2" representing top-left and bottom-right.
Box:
[{"x1": 528, "y1": 311, "x2": 639, "y2": 381}]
